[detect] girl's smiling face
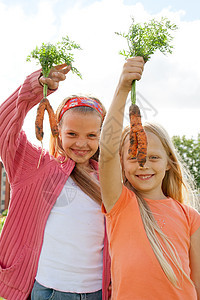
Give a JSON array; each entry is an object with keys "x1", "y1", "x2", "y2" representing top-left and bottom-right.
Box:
[
  {"x1": 122, "y1": 131, "x2": 171, "y2": 200},
  {"x1": 59, "y1": 109, "x2": 102, "y2": 166}
]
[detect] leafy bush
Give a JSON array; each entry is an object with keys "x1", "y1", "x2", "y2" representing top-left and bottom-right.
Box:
[
  {"x1": 0, "y1": 211, "x2": 7, "y2": 299},
  {"x1": 173, "y1": 134, "x2": 200, "y2": 189},
  {"x1": 0, "y1": 209, "x2": 8, "y2": 235}
]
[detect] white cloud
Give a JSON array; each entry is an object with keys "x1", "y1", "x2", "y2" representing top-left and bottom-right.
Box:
[{"x1": 0, "y1": 0, "x2": 199, "y2": 148}]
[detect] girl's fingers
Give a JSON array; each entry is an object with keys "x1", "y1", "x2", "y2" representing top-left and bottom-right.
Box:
[
  {"x1": 39, "y1": 64, "x2": 71, "y2": 89},
  {"x1": 40, "y1": 77, "x2": 59, "y2": 90},
  {"x1": 51, "y1": 71, "x2": 66, "y2": 81},
  {"x1": 126, "y1": 56, "x2": 145, "y2": 64},
  {"x1": 62, "y1": 65, "x2": 71, "y2": 74},
  {"x1": 125, "y1": 57, "x2": 144, "y2": 73},
  {"x1": 49, "y1": 65, "x2": 71, "y2": 83},
  {"x1": 54, "y1": 63, "x2": 67, "y2": 70},
  {"x1": 54, "y1": 64, "x2": 71, "y2": 74}
]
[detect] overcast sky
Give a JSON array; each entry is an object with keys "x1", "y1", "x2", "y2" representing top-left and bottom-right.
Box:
[{"x1": 0, "y1": 0, "x2": 199, "y2": 147}]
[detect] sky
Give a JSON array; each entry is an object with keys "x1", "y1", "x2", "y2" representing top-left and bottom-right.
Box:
[{"x1": 0, "y1": 0, "x2": 199, "y2": 148}]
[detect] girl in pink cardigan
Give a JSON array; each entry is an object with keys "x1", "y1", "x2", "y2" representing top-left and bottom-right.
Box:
[{"x1": 0, "y1": 65, "x2": 111, "y2": 300}]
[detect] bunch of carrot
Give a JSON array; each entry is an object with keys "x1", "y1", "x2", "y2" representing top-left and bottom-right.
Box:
[
  {"x1": 35, "y1": 98, "x2": 58, "y2": 142},
  {"x1": 116, "y1": 17, "x2": 178, "y2": 166},
  {"x1": 27, "y1": 36, "x2": 82, "y2": 167},
  {"x1": 129, "y1": 100, "x2": 147, "y2": 167},
  {"x1": 27, "y1": 36, "x2": 82, "y2": 144}
]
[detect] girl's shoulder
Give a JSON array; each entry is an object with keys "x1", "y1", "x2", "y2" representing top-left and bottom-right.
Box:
[
  {"x1": 12, "y1": 133, "x2": 75, "y2": 184},
  {"x1": 172, "y1": 197, "x2": 200, "y2": 216},
  {"x1": 102, "y1": 185, "x2": 137, "y2": 217},
  {"x1": 146, "y1": 196, "x2": 200, "y2": 236},
  {"x1": 171, "y1": 198, "x2": 200, "y2": 235},
  {"x1": 90, "y1": 159, "x2": 99, "y2": 171}
]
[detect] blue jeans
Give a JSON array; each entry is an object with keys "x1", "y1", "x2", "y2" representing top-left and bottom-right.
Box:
[{"x1": 31, "y1": 280, "x2": 102, "y2": 300}]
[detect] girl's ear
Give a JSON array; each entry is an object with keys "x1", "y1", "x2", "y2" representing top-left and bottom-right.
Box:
[
  {"x1": 120, "y1": 156, "x2": 123, "y2": 167},
  {"x1": 58, "y1": 127, "x2": 62, "y2": 142},
  {"x1": 166, "y1": 162, "x2": 171, "y2": 171},
  {"x1": 120, "y1": 155, "x2": 126, "y2": 182}
]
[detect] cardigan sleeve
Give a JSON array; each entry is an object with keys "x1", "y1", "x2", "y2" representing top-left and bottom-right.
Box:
[{"x1": 0, "y1": 69, "x2": 56, "y2": 183}]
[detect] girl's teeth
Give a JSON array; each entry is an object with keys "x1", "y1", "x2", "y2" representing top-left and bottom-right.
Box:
[{"x1": 140, "y1": 175, "x2": 151, "y2": 179}]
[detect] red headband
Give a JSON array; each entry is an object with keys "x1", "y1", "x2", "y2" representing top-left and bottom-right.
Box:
[{"x1": 59, "y1": 97, "x2": 104, "y2": 121}]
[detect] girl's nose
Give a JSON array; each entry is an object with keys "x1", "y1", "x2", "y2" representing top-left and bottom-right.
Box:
[
  {"x1": 75, "y1": 139, "x2": 87, "y2": 147},
  {"x1": 139, "y1": 162, "x2": 149, "y2": 169}
]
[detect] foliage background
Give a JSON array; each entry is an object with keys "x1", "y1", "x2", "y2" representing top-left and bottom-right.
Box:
[{"x1": 172, "y1": 134, "x2": 200, "y2": 190}]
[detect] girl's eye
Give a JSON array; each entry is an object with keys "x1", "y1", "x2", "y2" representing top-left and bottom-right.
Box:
[
  {"x1": 88, "y1": 134, "x2": 97, "y2": 138},
  {"x1": 67, "y1": 132, "x2": 76, "y2": 137},
  {"x1": 149, "y1": 156, "x2": 159, "y2": 160},
  {"x1": 128, "y1": 156, "x2": 137, "y2": 161}
]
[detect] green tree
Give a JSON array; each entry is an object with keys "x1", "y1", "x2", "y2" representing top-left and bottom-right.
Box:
[{"x1": 172, "y1": 134, "x2": 200, "y2": 189}]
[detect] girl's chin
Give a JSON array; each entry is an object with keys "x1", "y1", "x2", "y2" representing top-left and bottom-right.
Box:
[
  {"x1": 71, "y1": 150, "x2": 90, "y2": 157},
  {"x1": 71, "y1": 155, "x2": 90, "y2": 165}
]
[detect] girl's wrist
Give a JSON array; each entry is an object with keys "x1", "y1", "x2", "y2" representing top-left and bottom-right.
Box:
[
  {"x1": 38, "y1": 73, "x2": 45, "y2": 88},
  {"x1": 114, "y1": 84, "x2": 130, "y2": 101},
  {"x1": 38, "y1": 77, "x2": 57, "y2": 91}
]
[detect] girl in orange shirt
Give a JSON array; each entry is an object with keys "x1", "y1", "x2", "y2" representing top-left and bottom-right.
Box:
[{"x1": 99, "y1": 57, "x2": 200, "y2": 299}]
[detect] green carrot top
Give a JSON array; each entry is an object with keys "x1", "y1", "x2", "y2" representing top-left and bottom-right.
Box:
[
  {"x1": 115, "y1": 17, "x2": 178, "y2": 104},
  {"x1": 26, "y1": 35, "x2": 82, "y2": 98}
]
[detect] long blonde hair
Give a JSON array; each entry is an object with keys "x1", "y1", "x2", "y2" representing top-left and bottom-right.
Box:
[
  {"x1": 119, "y1": 122, "x2": 197, "y2": 287},
  {"x1": 49, "y1": 94, "x2": 106, "y2": 205}
]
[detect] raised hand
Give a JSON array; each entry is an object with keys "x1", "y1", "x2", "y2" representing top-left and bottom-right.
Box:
[{"x1": 39, "y1": 63, "x2": 71, "y2": 90}]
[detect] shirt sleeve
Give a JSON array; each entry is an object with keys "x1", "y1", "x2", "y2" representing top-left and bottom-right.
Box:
[
  {"x1": 102, "y1": 185, "x2": 136, "y2": 218},
  {"x1": 0, "y1": 69, "x2": 56, "y2": 183},
  {"x1": 188, "y1": 206, "x2": 200, "y2": 235}
]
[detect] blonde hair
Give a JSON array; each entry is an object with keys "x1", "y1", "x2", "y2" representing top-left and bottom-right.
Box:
[
  {"x1": 119, "y1": 122, "x2": 197, "y2": 287},
  {"x1": 49, "y1": 94, "x2": 106, "y2": 205}
]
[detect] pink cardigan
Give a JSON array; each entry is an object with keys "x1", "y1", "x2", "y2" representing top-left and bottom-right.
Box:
[{"x1": 0, "y1": 70, "x2": 111, "y2": 300}]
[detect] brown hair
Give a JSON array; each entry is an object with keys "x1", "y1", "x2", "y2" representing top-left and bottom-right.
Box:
[
  {"x1": 49, "y1": 94, "x2": 106, "y2": 205},
  {"x1": 119, "y1": 123, "x2": 197, "y2": 287}
]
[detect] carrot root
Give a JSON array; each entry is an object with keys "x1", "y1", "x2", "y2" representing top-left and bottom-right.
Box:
[
  {"x1": 35, "y1": 98, "x2": 59, "y2": 141},
  {"x1": 35, "y1": 98, "x2": 47, "y2": 141},
  {"x1": 45, "y1": 99, "x2": 59, "y2": 138},
  {"x1": 129, "y1": 104, "x2": 147, "y2": 167},
  {"x1": 35, "y1": 97, "x2": 59, "y2": 168}
]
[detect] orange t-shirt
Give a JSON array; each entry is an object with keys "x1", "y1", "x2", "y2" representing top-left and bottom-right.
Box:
[{"x1": 102, "y1": 185, "x2": 200, "y2": 300}]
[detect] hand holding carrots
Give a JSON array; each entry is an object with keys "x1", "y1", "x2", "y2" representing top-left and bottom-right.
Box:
[
  {"x1": 117, "y1": 57, "x2": 144, "y2": 93},
  {"x1": 117, "y1": 57, "x2": 146, "y2": 167},
  {"x1": 39, "y1": 63, "x2": 71, "y2": 90},
  {"x1": 36, "y1": 64, "x2": 71, "y2": 168}
]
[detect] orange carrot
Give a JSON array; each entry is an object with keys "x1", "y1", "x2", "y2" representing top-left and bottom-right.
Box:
[
  {"x1": 45, "y1": 98, "x2": 59, "y2": 138},
  {"x1": 35, "y1": 98, "x2": 58, "y2": 142},
  {"x1": 129, "y1": 104, "x2": 147, "y2": 167},
  {"x1": 35, "y1": 98, "x2": 47, "y2": 141}
]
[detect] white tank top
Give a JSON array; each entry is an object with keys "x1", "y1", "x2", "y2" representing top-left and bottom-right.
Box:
[{"x1": 36, "y1": 176, "x2": 104, "y2": 293}]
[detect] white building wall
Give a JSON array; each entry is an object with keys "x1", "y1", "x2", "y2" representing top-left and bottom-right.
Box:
[{"x1": 0, "y1": 166, "x2": 6, "y2": 212}]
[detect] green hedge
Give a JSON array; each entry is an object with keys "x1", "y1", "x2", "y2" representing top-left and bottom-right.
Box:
[
  {"x1": 0, "y1": 210, "x2": 7, "y2": 300},
  {"x1": 0, "y1": 210, "x2": 7, "y2": 235}
]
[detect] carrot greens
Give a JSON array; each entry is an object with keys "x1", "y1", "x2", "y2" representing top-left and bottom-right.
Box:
[
  {"x1": 27, "y1": 35, "x2": 82, "y2": 98},
  {"x1": 116, "y1": 17, "x2": 178, "y2": 104},
  {"x1": 115, "y1": 17, "x2": 178, "y2": 166},
  {"x1": 26, "y1": 36, "x2": 82, "y2": 167}
]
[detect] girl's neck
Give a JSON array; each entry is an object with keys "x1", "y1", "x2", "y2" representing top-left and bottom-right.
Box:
[
  {"x1": 140, "y1": 190, "x2": 168, "y2": 201},
  {"x1": 77, "y1": 161, "x2": 95, "y2": 174}
]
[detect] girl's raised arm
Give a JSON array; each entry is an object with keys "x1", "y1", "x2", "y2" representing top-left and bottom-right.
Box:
[
  {"x1": 190, "y1": 227, "x2": 200, "y2": 299},
  {"x1": 0, "y1": 65, "x2": 70, "y2": 183},
  {"x1": 99, "y1": 57, "x2": 144, "y2": 212}
]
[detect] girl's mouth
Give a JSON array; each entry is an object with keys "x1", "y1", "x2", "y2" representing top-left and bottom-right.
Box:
[
  {"x1": 71, "y1": 149, "x2": 90, "y2": 156},
  {"x1": 136, "y1": 174, "x2": 154, "y2": 180}
]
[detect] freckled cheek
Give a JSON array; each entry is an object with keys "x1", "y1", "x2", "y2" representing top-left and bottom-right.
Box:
[
  {"x1": 124, "y1": 166, "x2": 134, "y2": 179},
  {"x1": 61, "y1": 139, "x2": 74, "y2": 152},
  {"x1": 90, "y1": 140, "x2": 99, "y2": 151},
  {"x1": 124, "y1": 161, "x2": 137, "y2": 172}
]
